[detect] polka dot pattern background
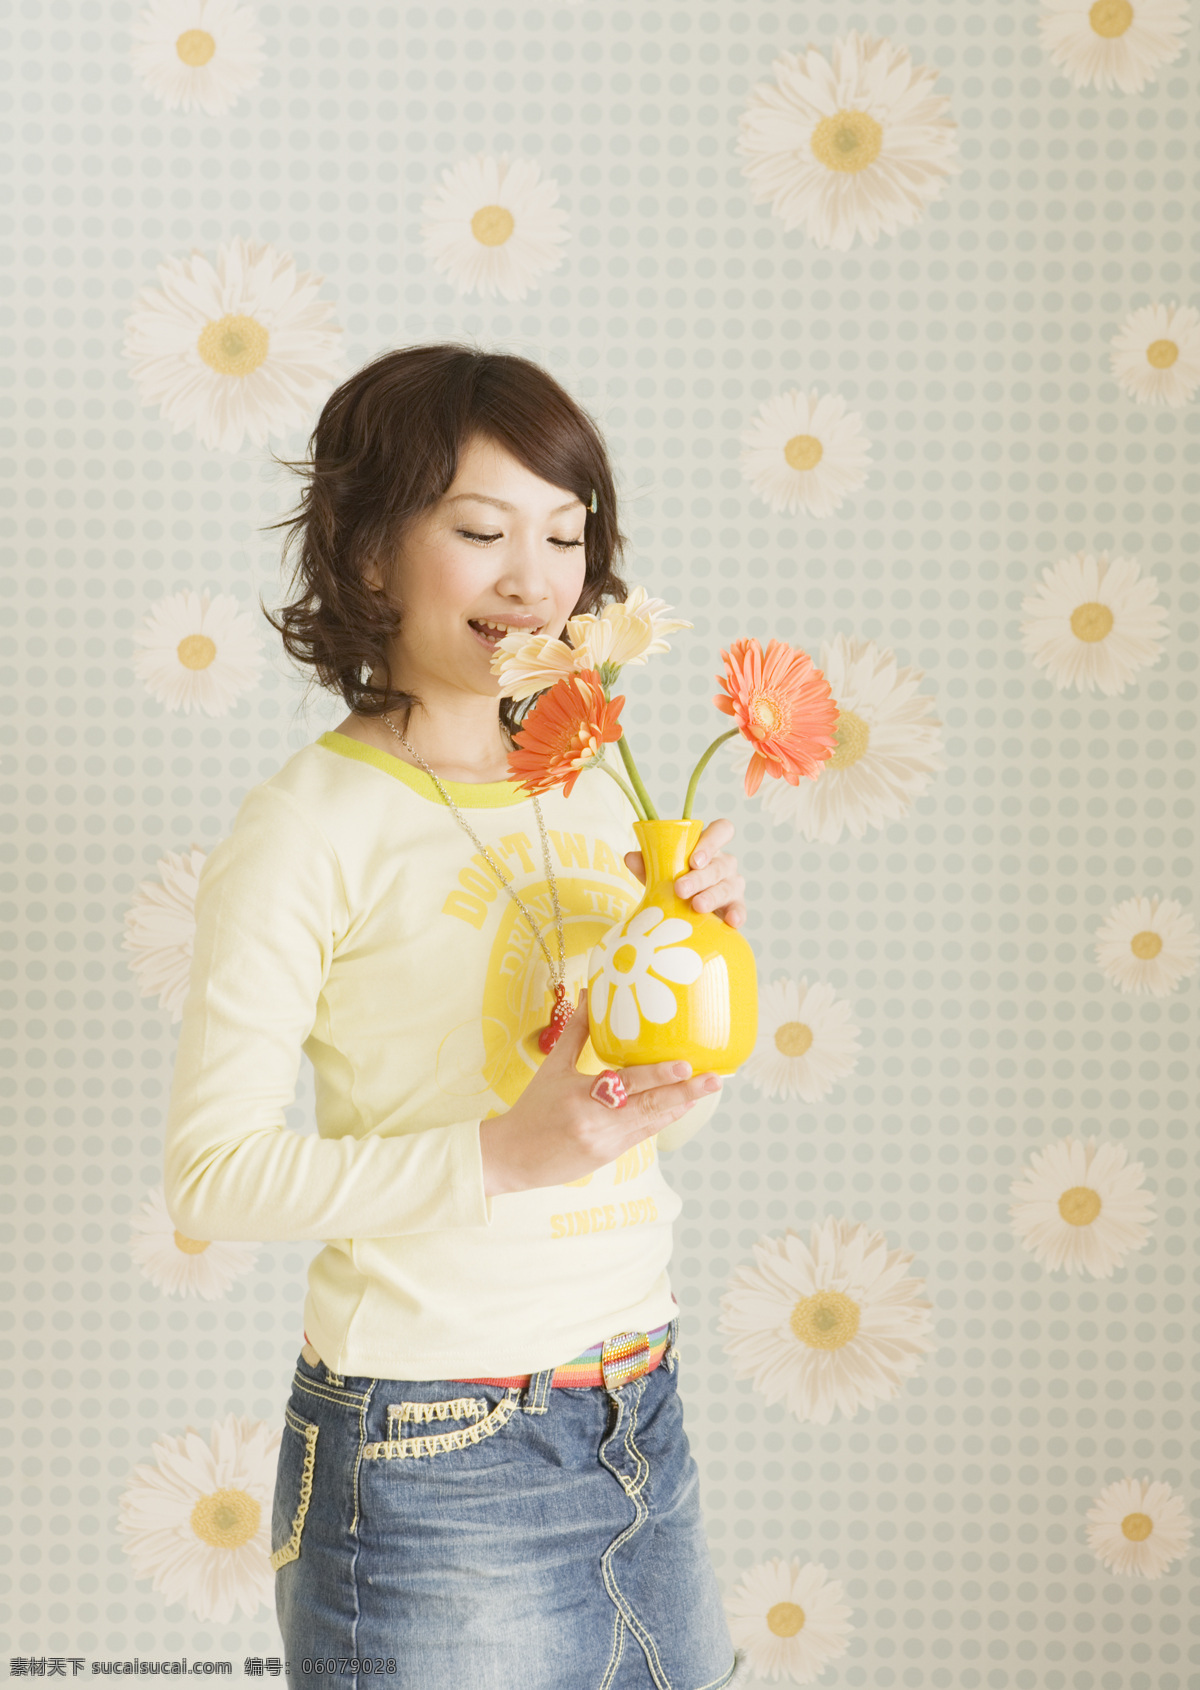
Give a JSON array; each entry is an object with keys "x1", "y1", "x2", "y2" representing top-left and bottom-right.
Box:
[{"x1": 3, "y1": 1, "x2": 1198, "y2": 1681}]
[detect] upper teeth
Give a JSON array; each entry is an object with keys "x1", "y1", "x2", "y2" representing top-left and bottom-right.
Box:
[{"x1": 475, "y1": 621, "x2": 536, "y2": 636}]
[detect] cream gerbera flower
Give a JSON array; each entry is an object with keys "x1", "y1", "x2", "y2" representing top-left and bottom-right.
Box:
[
  {"x1": 132, "y1": 589, "x2": 264, "y2": 715},
  {"x1": 726, "y1": 1558, "x2": 854, "y2": 1684},
  {"x1": 737, "y1": 32, "x2": 957, "y2": 250},
  {"x1": 1110, "y1": 301, "x2": 1200, "y2": 407},
  {"x1": 128, "y1": 1186, "x2": 259, "y2": 1297},
  {"x1": 1020, "y1": 551, "x2": 1167, "y2": 695},
  {"x1": 123, "y1": 846, "x2": 207, "y2": 1022},
  {"x1": 1039, "y1": 0, "x2": 1189, "y2": 93},
  {"x1": 1086, "y1": 1477, "x2": 1193, "y2": 1579},
  {"x1": 420, "y1": 154, "x2": 570, "y2": 301},
  {"x1": 732, "y1": 633, "x2": 943, "y2": 842},
  {"x1": 131, "y1": 0, "x2": 266, "y2": 115},
  {"x1": 743, "y1": 977, "x2": 860, "y2": 1104},
  {"x1": 1094, "y1": 894, "x2": 1199, "y2": 995},
  {"x1": 741, "y1": 389, "x2": 872, "y2": 519},
  {"x1": 117, "y1": 1412, "x2": 280, "y2": 1622},
  {"x1": 123, "y1": 236, "x2": 344, "y2": 452},
  {"x1": 492, "y1": 586, "x2": 691, "y2": 700},
  {"x1": 718, "y1": 1217, "x2": 935, "y2": 1424},
  {"x1": 1008, "y1": 1137, "x2": 1155, "y2": 1278}
]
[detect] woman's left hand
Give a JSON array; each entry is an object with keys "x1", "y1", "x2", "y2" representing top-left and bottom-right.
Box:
[{"x1": 624, "y1": 817, "x2": 747, "y2": 930}]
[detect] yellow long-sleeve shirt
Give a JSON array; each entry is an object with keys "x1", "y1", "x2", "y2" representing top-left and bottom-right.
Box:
[{"x1": 163, "y1": 730, "x2": 721, "y2": 1379}]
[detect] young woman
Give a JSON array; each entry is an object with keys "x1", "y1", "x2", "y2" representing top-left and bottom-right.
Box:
[{"x1": 164, "y1": 345, "x2": 752, "y2": 1688}]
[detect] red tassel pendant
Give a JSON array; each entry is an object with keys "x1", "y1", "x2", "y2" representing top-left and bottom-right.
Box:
[{"x1": 537, "y1": 982, "x2": 572, "y2": 1054}]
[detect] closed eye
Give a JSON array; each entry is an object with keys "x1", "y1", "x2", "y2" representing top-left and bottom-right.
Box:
[{"x1": 457, "y1": 528, "x2": 585, "y2": 550}]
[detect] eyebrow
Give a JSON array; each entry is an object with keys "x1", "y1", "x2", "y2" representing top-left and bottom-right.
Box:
[{"x1": 445, "y1": 493, "x2": 584, "y2": 516}]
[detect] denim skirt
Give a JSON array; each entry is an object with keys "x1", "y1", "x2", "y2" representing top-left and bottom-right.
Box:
[{"x1": 270, "y1": 1318, "x2": 748, "y2": 1690}]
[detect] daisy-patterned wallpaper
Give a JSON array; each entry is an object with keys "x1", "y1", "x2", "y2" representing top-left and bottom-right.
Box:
[{"x1": 5, "y1": 0, "x2": 1198, "y2": 1682}]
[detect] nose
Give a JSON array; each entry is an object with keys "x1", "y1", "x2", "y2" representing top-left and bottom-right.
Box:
[{"x1": 491, "y1": 529, "x2": 555, "y2": 608}]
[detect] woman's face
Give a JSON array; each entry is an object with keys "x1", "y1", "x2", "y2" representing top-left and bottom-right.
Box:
[{"x1": 381, "y1": 434, "x2": 589, "y2": 705}]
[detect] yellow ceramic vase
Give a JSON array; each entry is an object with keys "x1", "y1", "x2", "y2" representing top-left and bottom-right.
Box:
[{"x1": 586, "y1": 818, "x2": 758, "y2": 1075}]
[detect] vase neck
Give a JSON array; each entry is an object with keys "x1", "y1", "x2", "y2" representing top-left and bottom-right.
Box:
[{"x1": 633, "y1": 818, "x2": 704, "y2": 888}]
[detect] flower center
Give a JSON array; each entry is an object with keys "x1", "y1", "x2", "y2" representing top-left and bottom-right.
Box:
[
  {"x1": 1130, "y1": 929, "x2": 1163, "y2": 960},
  {"x1": 612, "y1": 943, "x2": 639, "y2": 974},
  {"x1": 775, "y1": 1020, "x2": 813, "y2": 1058},
  {"x1": 766, "y1": 1600, "x2": 807, "y2": 1638},
  {"x1": 810, "y1": 109, "x2": 884, "y2": 174},
  {"x1": 177, "y1": 634, "x2": 217, "y2": 671},
  {"x1": 1069, "y1": 602, "x2": 1114, "y2": 644},
  {"x1": 471, "y1": 205, "x2": 515, "y2": 246},
  {"x1": 176, "y1": 28, "x2": 217, "y2": 67},
  {"x1": 190, "y1": 1487, "x2": 261, "y2": 1550},
  {"x1": 173, "y1": 1230, "x2": 211, "y2": 1255},
  {"x1": 751, "y1": 694, "x2": 782, "y2": 734},
  {"x1": 1121, "y1": 1510, "x2": 1154, "y2": 1542},
  {"x1": 789, "y1": 1289, "x2": 860, "y2": 1350},
  {"x1": 197, "y1": 313, "x2": 270, "y2": 377},
  {"x1": 1088, "y1": 0, "x2": 1134, "y2": 37},
  {"x1": 1145, "y1": 338, "x2": 1179, "y2": 369},
  {"x1": 784, "y1": 433, "x2": 824, "y2": 472},
  {"x1": 826, "y1": 709, "x2": 870, "y2": 770},
  {"x1": 1058, "y1": 1185, "x2": 1102, "y2": 1227}
]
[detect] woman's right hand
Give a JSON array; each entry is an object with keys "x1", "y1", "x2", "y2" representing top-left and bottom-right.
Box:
[{"x1": 478, "y1": 989, "x2": 723, "y2": 1197}]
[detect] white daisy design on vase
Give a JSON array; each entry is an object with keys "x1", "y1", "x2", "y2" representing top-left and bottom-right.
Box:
[
  {"x1": 1110, "y1": 301, "x2": 1200, "y2": 407},
  {"x1": 1038, "y1": 0, "x2": 1189, "y2": 93},
  {"x1": 732, "y1": 633, "x2": 943, "y2": 842},
  {"x1": 132, "y1": 589, "x2": 264, "y2": 715},
  {"x1": 420, "y1": 154, "x2": 570, "y2": 302},
  {"x1": 1086, "y1": 1477, "x2": 1194, "y2": 1579},
  {"x1": 130, "y1": 0, "x2": 266, "y2": 115},
  {"x1": 737, "y1": 32, "x2": 958, "y2": 251},
  {"x1": 1020, "y1": 551, "x2": 1168, "y2": 696},
  {"x1": 117, "y1": 1412, "x2": 280, "y2": 1622},
  {"x1": 123, "y1": 846, "x2": 207, "y2": 1022},
  {"x1": 1094, "y1": 894, "x2": 1199, "y2": 995},
  {"x1": 123, "y1": 236, "x2": 344, "y2": 452},
  {"x1": 718, "y1": 1216, "x2": 935, "y2": 1425},
  {"x1": 1008, "y1": 1137, "x2": 1155, "y2": 1278},
  {"x1": 744, "y1": 977, "x2": 861, "y2": 1104},
  {"x1": 726, "y1": 1558, "x2": 854, "y2": 1685},
  {"x1": 587, "y1": 908, "x2": 703, "y2": 1041},
  {"x1": 128, "y1": 1186, "x2": 259, "y2": 1298},
  {"x1": 740, "y1": 390, "x2": 872, "y2": 519}
]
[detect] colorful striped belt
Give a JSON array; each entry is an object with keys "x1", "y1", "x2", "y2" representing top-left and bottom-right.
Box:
[{"x1": 452, "y1": 1320, "x2": 673, "y2": 1391}]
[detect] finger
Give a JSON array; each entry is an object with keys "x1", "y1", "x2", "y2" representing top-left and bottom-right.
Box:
[
  {"x1": 631, "y1": 1072, "x2": 722, "y2": 1124},
  {"x1": 674, "y1": 853, "x2": 729, "y2": 899},
  {"x1": 688, "y1": 818, "x2": 734, "y2": 869},
  {"x1": 624, "y1": 849, "x2": 645, "y2": 884},
  {"x1": 544, "y1": 986, "x2": 590, "y2": 1065},
  {"x1": 619, "y1": 1058, "x2": 694, "y2": 1095},
  {"x1": 687, "y1": 869, "x2": 746, "y2": 915},
  {"x1": 718, "y1": 899, "x2": 747, "y2": 929}
]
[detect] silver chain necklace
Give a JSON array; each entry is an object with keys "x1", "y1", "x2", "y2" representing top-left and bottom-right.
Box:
[{"x1": 381, "y1": 713, "x2": 572, "y2": 1053}]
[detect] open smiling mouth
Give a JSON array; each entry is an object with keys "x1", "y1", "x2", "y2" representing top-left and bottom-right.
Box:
[{"x1": 468, "y1": 619, "x2": 543, "y2": 651}]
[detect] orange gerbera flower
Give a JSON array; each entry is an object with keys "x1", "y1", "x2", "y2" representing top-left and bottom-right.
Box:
[
  {"x1": 715, "y1": 637, "x2": 838, "y2": 795},
  {"x1": 508, "y1": 670, "x2": 625, "y2": 797}
]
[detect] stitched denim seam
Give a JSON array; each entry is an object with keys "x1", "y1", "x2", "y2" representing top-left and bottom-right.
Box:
[
  {"x1": 387, "y1": 1396, "x2": 489, "y2": 1426},
  {"x1": 269, "y1": 1407, "x2": 318, "y2": 1573},
  {"x1": 598, "y1": 1378, "x2": 676, "y2": 1690},
  {"x1": 348, "y1": 1378, "x2": 374, "y2": 1537},
  {"x1": 362, "y1": 1390, "x2": 521, "y2": 1460},
  {"x1": 597, "y1": 1608, "x2": 625, "y2": 1690},
  {"x1": 292, "y1": 1374, "x2": 370, "y2": 1410}
]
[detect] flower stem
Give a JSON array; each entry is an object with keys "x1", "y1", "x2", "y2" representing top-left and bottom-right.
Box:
[
  {"x1": 617, "y1": 732, "x2": 659, "y2": 820},
  {"x1": 682, "y1": 728, "x2": 739, "y2": 820},
  {"x1": 593, "y1": 755, "x2": 647, "y2": 819}
]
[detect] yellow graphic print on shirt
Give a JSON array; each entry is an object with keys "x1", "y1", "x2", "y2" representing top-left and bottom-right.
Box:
[{"x1": 435, "y1": 826, "x2": 639, "y2": 1111}]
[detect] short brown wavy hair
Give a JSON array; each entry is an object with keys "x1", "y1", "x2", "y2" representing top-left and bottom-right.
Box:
[{"x1": 259, "y1": 343, "x2": 629, "y2": 739}]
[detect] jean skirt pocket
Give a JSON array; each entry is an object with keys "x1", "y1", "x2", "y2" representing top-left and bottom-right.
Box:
[{"x1": 269, "y1": 1402, "x2": 320, "y2": 1571}]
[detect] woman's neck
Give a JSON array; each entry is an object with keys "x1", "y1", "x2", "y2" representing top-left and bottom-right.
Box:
[{"x1": 334, "y1": 702, "x2": 515, "y2": 785}]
